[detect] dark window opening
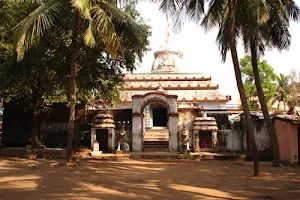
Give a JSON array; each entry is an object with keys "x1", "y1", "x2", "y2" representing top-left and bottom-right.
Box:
[
  {"x1": 96, "y1": 129, "x2": 108, "y2": 152},
  {"x1": 153, "y1": 107, "x2": 168, "y2": 127},
  {"x1": 199, "y1": 131, "x2": 212, "y2": 149}
]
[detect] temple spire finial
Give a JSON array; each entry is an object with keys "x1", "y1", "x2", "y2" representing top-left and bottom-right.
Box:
[{"x1": 151, "y1": 21, "x2": 183, "y2": 73}]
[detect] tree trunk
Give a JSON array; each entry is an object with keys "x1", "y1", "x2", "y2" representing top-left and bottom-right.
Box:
[
  {"x1": 66, "y1": 11, "x2": 79, "y2": 163},
  {"x1": 228, "y1": 0, "x2": 259, "y2": 176},
  {"x1": 30, "y1": 107, "x2": 41, "y2": 148},
  {"x1": 250, "y1": 39, "x2": 280, "y2": 167}
]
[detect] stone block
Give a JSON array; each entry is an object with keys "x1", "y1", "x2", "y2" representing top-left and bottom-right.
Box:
[
  {"x1": 116, "y1": 150, "x2": 123, "y2": 154},
  {"x1": 184, "y1": 149, "x2": 190, "y2": 155},
  {"x1": 91, "y1": 151, "x2": 103, "y2": 157}
]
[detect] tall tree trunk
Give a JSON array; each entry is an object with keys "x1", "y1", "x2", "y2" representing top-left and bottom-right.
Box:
[
  {"x1": 66, "y1": 11, "x2": 79, "y2": 163},
  {"x1": 31, "y1": 107, "x2": 41, "y2": 148},
  {"x1": 228, "y1": 0, "x2": 259, "y2": 176},
  {"x1": 250, "y1": 39, "x2": 280, "y2": 167}
]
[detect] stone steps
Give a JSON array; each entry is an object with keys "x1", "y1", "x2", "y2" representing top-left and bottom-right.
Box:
[
  {"x1": 143, "y1": 141, "x2": 168, "y2": 152},
  {"x1": 143, "y1": 129, "x2": 169, "y2": 142}
]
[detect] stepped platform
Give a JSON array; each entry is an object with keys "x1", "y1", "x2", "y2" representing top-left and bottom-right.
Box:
[{"x1": 143, "y1": 127, "x2": 169, "y2": 152}]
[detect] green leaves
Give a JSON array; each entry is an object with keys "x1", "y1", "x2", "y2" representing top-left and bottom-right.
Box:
[
  {"x1": 240, "y1": 56, "x2": 278, "y2": 109},
  {"x1": 12, "y1": 0, "x2": 65, "y2": 60},
  {"x1": 91, "y1": 3, "x2": 120, "y2": 58}
]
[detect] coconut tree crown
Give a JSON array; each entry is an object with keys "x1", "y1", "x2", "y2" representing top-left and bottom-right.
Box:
[{"x1": 11, "y1": 0, "x2": 143, "y2": 60}]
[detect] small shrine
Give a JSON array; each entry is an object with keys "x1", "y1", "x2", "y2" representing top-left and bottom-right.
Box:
[
  {"x1": 91, "y1": 113, "x2": 116, "y2": 154},
  {"x1": 193, "y1": 112, "x2": 219, "y2": 152}
]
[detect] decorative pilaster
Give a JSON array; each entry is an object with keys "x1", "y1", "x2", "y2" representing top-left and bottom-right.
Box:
[
  {"x1": 91, "y1": 128, "x2": 96, "y2": 151},
  {"x1": 132, "y1": 114, "x2": 143, "y2": 152},
  {"x1": 194, "y1": 133, "x2": 199, "y2": 152},
  {"x1": 168, "y1": 116, "x2": 178, "y2": 152}
]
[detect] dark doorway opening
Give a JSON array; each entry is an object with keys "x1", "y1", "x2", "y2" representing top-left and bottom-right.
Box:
[
  {"x1": 298, "y1": 127, "x2": 300, "y2": 165},
  {"x1": 153, "y1": 107, "x2": 168, "y2": 127},
  {"x1": 96, "y1": 129, "x2": 108, "y2": 152},
  {"x1": 199, "y1": 131, "x2": 212, "y2": 149}
]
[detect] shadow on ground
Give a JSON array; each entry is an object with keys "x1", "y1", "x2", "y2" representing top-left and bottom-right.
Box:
[{"x1": 0, "y1": 156, "x2": 299, "y2": 200}]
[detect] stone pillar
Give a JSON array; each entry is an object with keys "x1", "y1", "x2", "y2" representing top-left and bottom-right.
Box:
[
  {"x1": 108, "y1": 128, "x2": 115, "y2": 153},
  {"x1": 212, "y1": 131, "x2": 217, "y2": 152},
  {"x1": 168, "y1": 115, "x2": 178, "y2": 152},
  {"x1": 132, "y1": 114, "x2": 143, "y2": 152},
  {"x1": 91, "y1": 128, "x2": 96, "y2": 151},
  {"x1": 194, "y1": 131, "x2": 199, "y2": 152}
]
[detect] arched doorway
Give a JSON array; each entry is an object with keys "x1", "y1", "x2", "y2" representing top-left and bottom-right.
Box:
[
  {"x1": 131, "y1": 92, "x2": 178, "y2": 152},
  {"x1": 146, "y1": 101, "x2": 169, "y2": 129}
]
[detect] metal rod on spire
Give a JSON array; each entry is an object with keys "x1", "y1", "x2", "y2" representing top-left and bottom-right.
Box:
[{"x1": 165, "y1": 22, "x2": 170, "y2": 53}]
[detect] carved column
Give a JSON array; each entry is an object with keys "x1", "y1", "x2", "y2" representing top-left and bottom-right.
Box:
[
  {"x1": 168, "y1": 113, "x2": 178, "y2": 152},
  {"x1": 91, "y1": 128, "x2": 96, "y2": 151},
  {"x1": 193, "y1": 131, "x2": 199, "y2": 152},
  {"x1": 108, "y1": 128, "x2": 115, "y2": 153},
  {"x1": 132, "y1": 113, "x2": 143, "y2": 152}
]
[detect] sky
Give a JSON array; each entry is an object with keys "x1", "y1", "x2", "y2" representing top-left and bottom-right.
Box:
[{"x1": 133, "y1": 2, "x2": 300, "y2": 104}]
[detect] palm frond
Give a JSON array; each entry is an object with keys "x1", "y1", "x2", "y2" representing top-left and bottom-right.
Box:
[
  {"x1": 7, "y1": 0, "x2": 42, "y2": 3},
  {"x1": 171, "y1": 0, "x2": 189, "y2": 33},
  {"x1": 216, "y1": 17, "x2": 230, "y2": 63},
  {"x1": 281, "y1": 0, "x2": 300, "y2": 21},
  {"x1": 91, "y1": 4, "x2": 122, "y2": 58},
  {"x1": 266, "y1": 3, "x2": 291, "y2": 51},
  {"x1": 254, "y1": 0, "x2": 270, "y2": 24},
  {"x1": 71, "y1": 0, "x2": 92, "y2": 20},
  {"x1": 201, "y1": 0, "x2": 227, "y2": 31},
  {"x1": 99, "y1": 0, "x2": 142, "y2": 35},
  {"x1": 84, "y1": 22, "x2": 96, "y2": 47},
  {"x1": 159, "y1": 0, "x2": 180, "y2": 20},
  {"x1": 186, "y1": 0, "x2": 205, "y2": 25},
  {"x1": 12, "y1": 0, "x2": 65, "y2": 60}
]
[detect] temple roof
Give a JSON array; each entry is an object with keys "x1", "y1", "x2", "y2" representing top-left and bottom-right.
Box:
[{"x1": 119, "y1": 72, "x2": 227, "y2": 104}]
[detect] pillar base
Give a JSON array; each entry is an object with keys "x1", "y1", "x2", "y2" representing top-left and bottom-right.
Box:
[
  {"x1": 116, "y1": 150, "x2": 130, "y2": 154},
  {"x1": 184, "y1": 149, "x2": 191, "y2": 155},
  {"x1": 91, "y1": 151, "x2": 103, "y2": 157}
]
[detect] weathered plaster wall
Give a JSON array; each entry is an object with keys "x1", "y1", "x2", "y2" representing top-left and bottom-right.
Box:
[
  {"x1": 274, "y1": 119, "x2": 299, "y2": 164},
  {"x1": 218, "y1": 130, "x2": 242, "y2": 152},
  {"x1": 168, "y1": 116, "x2": 178, "y2": 152},
  {"x1": 253, "y1": 120, "x2": 271, "y2": 152},
  {"x1": 240, "y1": 116, "x2": 272, "y2": 155}
]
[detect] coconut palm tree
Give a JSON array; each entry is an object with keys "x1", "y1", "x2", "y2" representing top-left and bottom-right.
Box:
[
  {"x1": 239, "y1": 0, "x2": 299, "y2": 166},
  {"x1": 11, "y1": 0, "x2": 142, "y2": 162},
  {"x1": 168, "y1": 0, "x2": 299, "y2": 169},
  {"x1": 159, "y1": 0, "x2": 260, "y2": 176}
]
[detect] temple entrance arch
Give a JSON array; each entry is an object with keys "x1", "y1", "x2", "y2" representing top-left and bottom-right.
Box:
[{"x1": 131, "y1": 92, "x2": 178, "y2": 152}]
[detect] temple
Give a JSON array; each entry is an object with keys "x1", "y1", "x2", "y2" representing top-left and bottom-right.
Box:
[{"x1": 90, "y1": 27, "x2": 230, "y2": 154}]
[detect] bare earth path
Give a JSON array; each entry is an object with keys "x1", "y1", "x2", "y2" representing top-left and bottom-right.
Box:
[{"x1": 0, "y1": 157, "x2": 299, "y2": 200}]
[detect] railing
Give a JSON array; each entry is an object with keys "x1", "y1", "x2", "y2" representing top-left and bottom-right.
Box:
[{"x1": 226, "y1": 104, "x2": 240, "y2": 110}]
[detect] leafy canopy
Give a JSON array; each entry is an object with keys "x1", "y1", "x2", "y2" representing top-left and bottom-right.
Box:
[
  {"x1": 0, "y1": 1, "x2": 151, "y2": 108},
  {"x1": 240, "y1": 56, "x2": 278, "y2": 110}
]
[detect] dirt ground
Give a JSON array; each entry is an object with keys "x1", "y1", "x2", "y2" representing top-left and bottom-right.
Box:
[{"x1": 0, "y1": 157, "x2": 299, "y2": 200}]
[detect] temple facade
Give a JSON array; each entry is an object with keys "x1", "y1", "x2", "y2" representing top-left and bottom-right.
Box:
[{"x1": 91, "y1": 44, "x2": 229, "y2": 153}]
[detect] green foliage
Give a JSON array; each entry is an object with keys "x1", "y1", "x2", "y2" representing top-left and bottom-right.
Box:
[
  {"x1": 286, "y1": 69, "x2": 300, "y2": 108},
  {"x1": 0, "y1": 1, "x2": 36, "y2": 64},
  {"x1": 272, "y1": 73, "x2": 289, "y2": 108},
  {"x1": 0, "y1": 0, "x2": 151, "y2": 107},
  {"x1": 0, "y1": 2, "x2": 67, "y2": 110},
  {"x1": 240, "y1": 56, "x2": 278, "y2": 110}
]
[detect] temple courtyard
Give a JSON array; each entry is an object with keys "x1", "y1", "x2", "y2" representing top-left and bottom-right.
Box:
[{"x1": 0, "y1": 157, "x2": 299, "y2": 200}]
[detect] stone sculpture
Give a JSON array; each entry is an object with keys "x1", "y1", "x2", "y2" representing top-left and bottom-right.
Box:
[
  {"x1": 117, "y1": 127, "x2": 129, "y2": 151},
  {"x1": 181, "y1": 127, "x2": 190, "y2": 150}
]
